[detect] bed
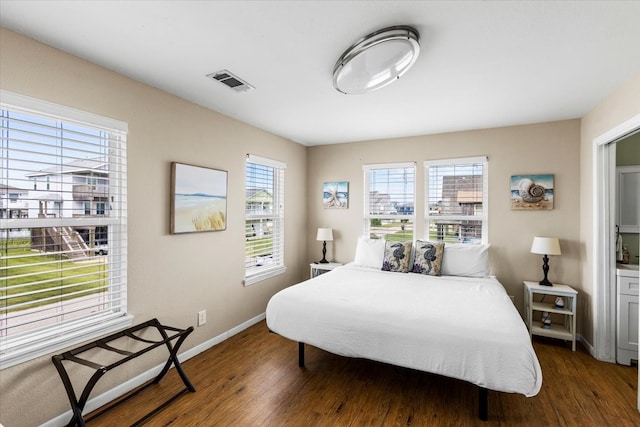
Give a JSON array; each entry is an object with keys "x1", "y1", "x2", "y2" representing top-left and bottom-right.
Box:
[{"x1": 265, "y1": 238, "x2": 542, "y2": 420}]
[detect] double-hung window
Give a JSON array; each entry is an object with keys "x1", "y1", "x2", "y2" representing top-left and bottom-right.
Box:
[
  {"x1": 244, "y1": 154, "x2": 286, "y2": 285},
  {"x1": 0, "y1": 91, "x2": 129, "y2": 369},
  {"x1": 424, "y1": 156, "x2": 488, "y2": 244},
  {"x1": 363, "y1": 162, "x2": 416, "y2": 241}
]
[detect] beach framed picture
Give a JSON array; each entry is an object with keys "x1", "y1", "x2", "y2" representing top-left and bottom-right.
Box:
[
  {"x1": 510, "y1": 174, "x2": 554, "y2": 210},
  {"x1": 171, "y1": 162, "x2": 228, "y2": 233},
  {"x1": 323, "y1": 181, "x2": 349, "y2": 208}
]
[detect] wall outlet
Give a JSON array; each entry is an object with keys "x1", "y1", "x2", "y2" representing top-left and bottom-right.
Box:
[{"x1": 197, "y1": 309, "x2": 206, "y2": 326}]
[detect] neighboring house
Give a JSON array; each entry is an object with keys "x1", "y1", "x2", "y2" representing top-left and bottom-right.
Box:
[
  {"x1": 0, "y1": 184, "x2": 29, "y2": 238},
  {"x1": 0, "y1": 184, "x2": 29, "y2": 219},
  {"x1": 435, "y1": 175, "x2": 483, "y2": 242},
  {"x1": 25, "y1": 157, "x2": 109, "y2": 255},
  {"x1": 369, "y1": 191, "x2": 395, "y2": 215},
  {"x1": 246, "y1": 188, "x2": 273, "y2": 237}
]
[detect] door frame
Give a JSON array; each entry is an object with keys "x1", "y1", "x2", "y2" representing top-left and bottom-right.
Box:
[{"x1": 592, "y1": 113, "x2": 640, "y2": 364}]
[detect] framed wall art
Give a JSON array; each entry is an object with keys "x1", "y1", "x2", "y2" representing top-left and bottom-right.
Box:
[
  {"x1": 323, "y1": 181, "x2": 349, "y2": 209},
  {"x1": 510, "y1": 174, "x2": 554, "y2": 210},
  {"x1": 171, "y1": 162, "x2": 228, "y2": 233}
]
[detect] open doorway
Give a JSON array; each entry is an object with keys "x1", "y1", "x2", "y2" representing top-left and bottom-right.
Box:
[{"x1": 592, "y1": 113, "x2": 640, "y2": 410}]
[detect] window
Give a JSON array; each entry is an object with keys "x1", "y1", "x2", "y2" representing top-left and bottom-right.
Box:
[
  {"x1": 0, "y1": 91, "x2": 129, "y2": 369},
  {"x1": 244, "y1": 154, "x2": 286, "y2": 285},
  {"x1": 424, "y1": 156, "x2": 488, "y2": 244},
  {"x1": 363, "y1": 163, "x2": 416, "y2": 241}
]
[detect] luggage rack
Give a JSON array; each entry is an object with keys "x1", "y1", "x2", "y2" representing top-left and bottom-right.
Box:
[{"x1": 52, "y1": 318, "x2": 195, "y2": 427}]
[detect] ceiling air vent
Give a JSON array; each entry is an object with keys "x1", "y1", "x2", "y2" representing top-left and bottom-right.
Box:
[{"x1": 207, "y1": 70, "x2": 255, "y2": 92}]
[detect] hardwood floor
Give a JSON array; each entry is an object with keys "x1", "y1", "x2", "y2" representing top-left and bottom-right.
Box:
[{"x1": 87, "y1": 321, "x2": 640, "y2": 426}]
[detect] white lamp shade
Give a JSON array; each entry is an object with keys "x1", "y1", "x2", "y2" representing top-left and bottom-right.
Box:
[
  {"x1": 530, "y1": 237, "x2": 561, "y2": 256},
  {"x1": 316, "y1": 228, "x2": 334, "y2": 241}
]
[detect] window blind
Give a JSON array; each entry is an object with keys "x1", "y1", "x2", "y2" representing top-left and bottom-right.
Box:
[
  {"x1": 244, "y1": 154, "x2": 285, "y2": 285},
  {"x1": 363, "y1": 163, "x2": 415, "y2": 240},
  {"x1": 424, "y1": 156, "x2": 488, "y2": 244},
  {"x1": 0, "y1": 91, "x2": 129, "y2": 368}
]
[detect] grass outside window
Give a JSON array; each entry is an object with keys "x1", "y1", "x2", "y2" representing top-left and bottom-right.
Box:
[{"x1": 1, "y1": 238, "x2": 108, "y2": 313}]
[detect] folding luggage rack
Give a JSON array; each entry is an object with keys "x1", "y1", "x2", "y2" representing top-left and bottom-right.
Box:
[{"x1": 51, "y1": 318, "x2": 195, "y2": 427}]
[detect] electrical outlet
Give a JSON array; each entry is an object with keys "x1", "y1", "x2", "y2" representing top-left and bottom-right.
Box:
[{"x1": 198, "y1": 310, "x2": 206, "y2": 326}]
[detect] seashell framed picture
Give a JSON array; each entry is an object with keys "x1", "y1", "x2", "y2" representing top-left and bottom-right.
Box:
[{"x1": 510, "y1": 174, "x2": 554, "y2": 210}]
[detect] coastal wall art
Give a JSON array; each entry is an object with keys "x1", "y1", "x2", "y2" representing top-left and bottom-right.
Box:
[
  {"x1": 171, "y1": 162, "x2": 228, "y2": 233},
  {"x1": 510, "y1": 174, "x2": 554, "y2": 210},
  {"x1": 323, "y1": 181, "x2": 349, "y2": 208}
]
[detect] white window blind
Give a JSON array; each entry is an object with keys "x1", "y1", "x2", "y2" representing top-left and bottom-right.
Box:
[
  {"x1": 363, "y1": 162, "x2": 415, "y2": 241},
  {"x1": 0, "y1": 91, "x2": 130, "y2": 369},
  {"x1": 244, "y1": 154, "x2": 286, "y2": 285},
  {"x1": 424, "y1": 156, "x2": 488, "y2": 244}
]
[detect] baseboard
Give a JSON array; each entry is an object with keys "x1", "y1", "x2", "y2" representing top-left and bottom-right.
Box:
[
  {"x1": 577, "y1": 333, "x2": 594, "y2": 356},
  {"x1": 42, "y1": 312, "x2": 266, "y2": 427}
]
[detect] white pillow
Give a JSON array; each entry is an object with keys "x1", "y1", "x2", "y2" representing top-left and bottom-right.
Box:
[
  {"x1": 353, "y1": 236, "x2": 386, "y2": 268},
  {"x1": 441, "y1": 243, "x2": 491, "y2": 278}
]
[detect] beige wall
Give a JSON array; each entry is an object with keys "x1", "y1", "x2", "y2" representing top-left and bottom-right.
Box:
[
  {"x1": 616, "y1": 132, "x2": 640, "y2": 166},
  {"x1": 307, "y1": 120, "x2": 582, "y2": 311},
  {"x1": 0, "y1": 28, "x2": 308, "y2": 426}
]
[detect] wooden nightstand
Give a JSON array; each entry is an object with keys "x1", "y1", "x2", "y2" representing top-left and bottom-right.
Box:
[
  {"x1": 310, "y1": 262, "x2": 342, "y2": 279},
  {"x1": 524, "y1": 281, "x2": 578, "y2": 351}
]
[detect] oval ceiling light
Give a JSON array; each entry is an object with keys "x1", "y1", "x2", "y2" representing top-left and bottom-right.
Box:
[{"x1": 333, "y1": 25, "x2": 420, "y2": 95}]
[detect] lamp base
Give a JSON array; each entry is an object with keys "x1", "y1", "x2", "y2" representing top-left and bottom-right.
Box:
[
  {"x1": 539, "y1": 278, "x2": 553, "y2": 286},
  {"x1": 318, "y1": 241, "x2": 329, "y2": 263},
  {"x1": 539, "y1": 254, "x2": 553, "y2": 286}
]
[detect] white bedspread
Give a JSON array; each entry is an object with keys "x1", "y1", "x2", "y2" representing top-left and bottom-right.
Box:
[{"x1": 266, "y1": 264, "x2": 542, "y2": 397}]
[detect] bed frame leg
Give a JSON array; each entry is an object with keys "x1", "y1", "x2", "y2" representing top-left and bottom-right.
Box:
[
  {"x1": 478, "y1": 387, "x2": 488, "y2": 421},
  {"x1": 298, "y1": 342, "x2": 305, "y2": 368}
]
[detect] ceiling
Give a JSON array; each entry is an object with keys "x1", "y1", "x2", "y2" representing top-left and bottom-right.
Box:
[{"x1": 1, "y1": 1, "x2": 639, "y2": 146}]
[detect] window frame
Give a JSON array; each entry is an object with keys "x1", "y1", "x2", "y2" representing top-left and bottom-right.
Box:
[
  {"x1": 0, "y1": 90, "x2": 131, "y2": 369},
  {"x1": 363, "y1": 162, "x2": 416, "y2": 241},
  {"x1": 244, "y1": 154, "x2": 286, "y2": 286},
  {"x1": 423, "y1": 156, "x2": 488, "y2": 245}
]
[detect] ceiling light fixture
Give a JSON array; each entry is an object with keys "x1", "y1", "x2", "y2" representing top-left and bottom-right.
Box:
[{"x1": 333, "y1": 25, "x2": 420, "y2": 95}]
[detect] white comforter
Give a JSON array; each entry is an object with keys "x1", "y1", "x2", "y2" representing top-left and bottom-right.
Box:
[{"x1": 266, "y1": 264, "x2": 542, "y2": 397}]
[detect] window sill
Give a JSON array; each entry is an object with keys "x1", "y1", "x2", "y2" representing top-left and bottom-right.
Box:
[
  {"x1": 243, "y1": 266, "x2": 287, "y2": 286},
  {"x1": 0, "y1": 314, "x2": 133, "y2": 370}
]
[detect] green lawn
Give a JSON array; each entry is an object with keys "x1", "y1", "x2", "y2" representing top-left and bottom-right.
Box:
[{"x1": 1, "y1": 238, "x2": 108, "y2": 312}]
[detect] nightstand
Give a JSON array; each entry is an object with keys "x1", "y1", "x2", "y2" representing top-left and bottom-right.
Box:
[
  {"x1": 524, "y1": 281, "x2": 578, "y2": 351},
  {"x1": 310, "y1": 262, "x2": 342, "y2": 279}
]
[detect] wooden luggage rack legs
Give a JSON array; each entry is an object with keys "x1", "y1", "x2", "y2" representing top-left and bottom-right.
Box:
[{"x1": 52, "y1": 318, "x2": 195, "y2": 427}]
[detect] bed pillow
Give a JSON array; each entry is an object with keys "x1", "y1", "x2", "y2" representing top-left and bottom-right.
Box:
[
  {"x1": 381, "y1": 241, "x2": 413, "y2": 273},
  {"x1": 441, "y1": 243, "x2": 491, "y2": 278},
  {"x1": 353, "y1": 236, "x2": 386, "y2": 268},
  {"x1": 411, "y1": 240, "x2": 445, "y2": 276}
]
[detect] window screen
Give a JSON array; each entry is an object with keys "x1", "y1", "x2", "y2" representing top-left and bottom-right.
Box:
[
  {"x1": 424, "y1": 157, "x2": 488, "y2": 244},
  {"x1": 363, "y1": 163, "x2": 416, "y2": 241},
  {"x1": 245, "y1": 154, "x2": 286, "y2": 285}
]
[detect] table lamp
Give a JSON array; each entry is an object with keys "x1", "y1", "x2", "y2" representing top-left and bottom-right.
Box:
[
  {"x1": 316, "y1": 228, "x2": 333, "y2": 264},
  {"x1": 530, "y1": 236, "x2": 561, "y2": 286}
]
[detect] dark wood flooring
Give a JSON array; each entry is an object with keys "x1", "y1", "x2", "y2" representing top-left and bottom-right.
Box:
[{"x1": 86, "y1": 321, "x2": 640, "y2": 426}]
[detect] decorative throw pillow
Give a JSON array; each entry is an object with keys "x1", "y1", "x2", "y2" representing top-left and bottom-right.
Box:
[
  {"x1": 381, "y1": 241, "x2": 412, "y2": 273},
  {"x1": 411, "y1": 240, "x2": 444, "y2": 276}
]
